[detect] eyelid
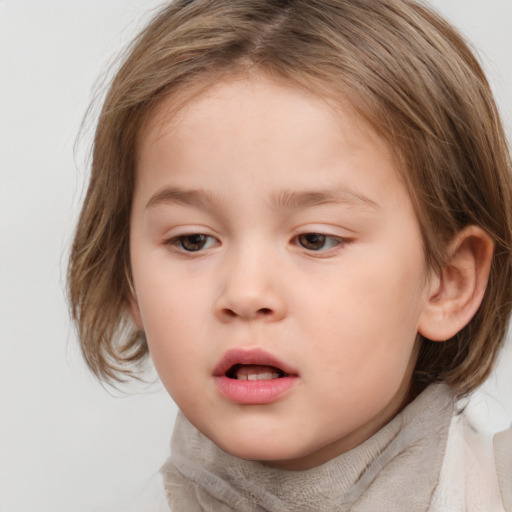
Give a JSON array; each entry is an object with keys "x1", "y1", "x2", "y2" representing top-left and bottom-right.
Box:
[
  {"x1": 295, "y1": 234, "x2": 347, "y2": 248},
  {"x1": 163, "y1": 228, "x2": 221, "y2": 253},
  {"x1": 291, "y1": 226, "x2": 353, "y2": 255},
  {"x1": 161, "y1": 225, "x2": 352, "y2": 255}
]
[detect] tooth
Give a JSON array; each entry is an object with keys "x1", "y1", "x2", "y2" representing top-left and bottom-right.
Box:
[
  {"x1": 247, "y1": 372, "x2": 279, "y2": 381},
  {"x1": 234, "y1": 365, "x2": 282, "y2": 380}
]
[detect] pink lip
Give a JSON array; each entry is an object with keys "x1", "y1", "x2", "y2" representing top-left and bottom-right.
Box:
[
  {"x1": 213, "y1": 348, "x2": 298, "y2": 377},
  {"x1": 213, "y1": 348, "x2": 299, "y2": 405}
]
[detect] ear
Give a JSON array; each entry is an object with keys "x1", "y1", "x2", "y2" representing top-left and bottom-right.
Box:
[{"x1": 418, "y1": 226, "x2": 494, "y2": 341}]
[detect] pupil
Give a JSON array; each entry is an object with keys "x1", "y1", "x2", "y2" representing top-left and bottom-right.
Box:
[
  {"x1": 181, "y1": 234, "x2": 206, "y2": 251},
  {"x1": 300, "y1": 233, "x2": 326, "y2": 250}
]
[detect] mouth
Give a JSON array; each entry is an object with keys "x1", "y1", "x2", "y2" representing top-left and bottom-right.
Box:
[
  {"x1": 225, "y1": 364, "x2": 288, "y2": 381},
  {"x1": 213, "y1": 347, "x2": 298, "y2": 379},
  {"x1": 213, "y1": 348, "x2": 299, "y2": 405}
]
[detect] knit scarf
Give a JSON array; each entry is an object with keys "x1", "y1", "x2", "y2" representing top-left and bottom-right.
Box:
[{"x1": 161, "y1": 384, "x2": 454, "y2": 512}]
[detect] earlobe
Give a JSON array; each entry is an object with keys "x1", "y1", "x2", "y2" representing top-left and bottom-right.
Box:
[{"x1": 418, "y1": 226, "x2": 494, "y2": 342}]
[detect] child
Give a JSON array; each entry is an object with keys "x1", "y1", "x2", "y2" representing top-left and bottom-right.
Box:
[{"x1": 68, "y1": 0, "x2": 512, "y2": 510}]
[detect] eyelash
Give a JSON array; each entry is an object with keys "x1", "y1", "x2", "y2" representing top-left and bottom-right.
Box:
[
  {"x1": 293, "y1": 233, "x2": 347, "y2": 252},
  {"x1": 165, "y1": 232, "x2": 349, "y2": 254},
  {"x1": 166, "y1": 233, "x2": 218, "y2": 252}
]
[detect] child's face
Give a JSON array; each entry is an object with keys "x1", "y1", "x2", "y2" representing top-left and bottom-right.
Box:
[{"x1": 130, "y1": 76, "x2": 435, "y2": 470}]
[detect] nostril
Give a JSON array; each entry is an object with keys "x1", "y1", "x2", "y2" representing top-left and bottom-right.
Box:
[{"x1": 221, "y1": 307, "x2": 272, "y2": 318}]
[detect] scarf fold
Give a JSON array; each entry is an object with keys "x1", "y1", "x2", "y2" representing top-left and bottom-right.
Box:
[{"x1": 161, "y1": 384, "x2": 454, "y2": 512}]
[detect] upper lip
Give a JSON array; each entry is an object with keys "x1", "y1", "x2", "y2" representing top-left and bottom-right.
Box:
[{"x1": 213, "y1": 348, "x2": 299, "y2": 377}]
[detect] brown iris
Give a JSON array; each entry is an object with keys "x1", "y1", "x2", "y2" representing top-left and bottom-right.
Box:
[
  {"x1": 179, "y1": 234, "x2": 209, "y2": 251},
  {"x1": 298, "y1": 233, "x2": 327, "y2": 250}
]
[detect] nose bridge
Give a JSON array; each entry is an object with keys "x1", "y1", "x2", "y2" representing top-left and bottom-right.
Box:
[{"x1": 215, "y1": 238, "x2": 286, "y2": 321}]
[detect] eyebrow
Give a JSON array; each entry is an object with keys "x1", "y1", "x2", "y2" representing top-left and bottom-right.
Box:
[
  {"x1": 269, "y1": 188, "x2": 380, "y2": 211},
  {"x1": 145, "y1": 186, "x2": 380, "y2": 211},
  {"x1": 146, "y1": 187, "x2": 219, "y2": 210}
]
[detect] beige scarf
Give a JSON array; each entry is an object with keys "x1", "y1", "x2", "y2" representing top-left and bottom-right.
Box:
[{"x1": 161, "y1": 384, "x2": 454, "y2": 511}]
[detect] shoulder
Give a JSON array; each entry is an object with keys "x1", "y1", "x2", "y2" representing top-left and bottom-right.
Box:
[{"x1": 430, "y1": 394, "x2": 512, "y2": 512}]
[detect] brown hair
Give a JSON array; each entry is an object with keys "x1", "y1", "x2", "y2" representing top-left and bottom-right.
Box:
[{"x1": 68, "y1": 0, "x2": 512, "y2": 395}]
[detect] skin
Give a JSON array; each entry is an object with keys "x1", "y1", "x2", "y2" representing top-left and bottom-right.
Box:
[{"x1": 129, "y1": 75, "x2": 440, "y2": 470}]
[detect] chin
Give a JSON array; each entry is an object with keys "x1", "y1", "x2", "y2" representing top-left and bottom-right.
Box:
[
  {"x1": 216, "y1": 435, "x2": 289, "y2": 461},
  {"x1": 205, "y1": 422, "x2": 281, "y2": 456},
  {"x1": 210, "y1": 429, "x2": 316, "y2": 468},
  {"x1": 187, "y1": 406, "x2": 321, "y2": 466}
]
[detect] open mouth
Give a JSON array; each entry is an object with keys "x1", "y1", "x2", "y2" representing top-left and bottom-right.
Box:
[
  {"x1": 214, "y1": 349, "x2": 299, "y2": 404},
  {"x1": 226, "y1": 364, "x2": 288, "y2": 381}
]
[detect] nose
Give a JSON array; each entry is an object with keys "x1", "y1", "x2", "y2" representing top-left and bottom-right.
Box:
[{"x1": 214, "y1": 247, "x2": 287, "y2": 322}]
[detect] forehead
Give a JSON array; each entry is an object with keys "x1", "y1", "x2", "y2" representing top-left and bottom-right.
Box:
[{"x1": 136, "y1": 75, "x2": 398, "y2": 189}]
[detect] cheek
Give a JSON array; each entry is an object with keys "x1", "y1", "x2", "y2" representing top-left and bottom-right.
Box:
[
  {"x1": 296, "y1": 246, "x2": 426, "y2": 378},
  {"x1": 134, "y1": 271, "x2": 205, "y2": 379}
]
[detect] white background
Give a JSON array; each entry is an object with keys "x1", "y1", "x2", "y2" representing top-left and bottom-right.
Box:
[{"x1": 0, "y1": 1, "x2": 511, "y2": 511}]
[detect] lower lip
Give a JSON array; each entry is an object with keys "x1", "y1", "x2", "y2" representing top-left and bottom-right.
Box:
[{"x1": 214, "y1": 375, "x2": 298, "y2": 405}]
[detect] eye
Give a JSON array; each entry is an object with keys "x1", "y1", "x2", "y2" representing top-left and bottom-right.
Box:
[
  {"x1": 169, "y1": 233, "x2": 218, "y2": 252},
  {"x1": 296, "y1": 233, "x2": 344, "y2": 251}
]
